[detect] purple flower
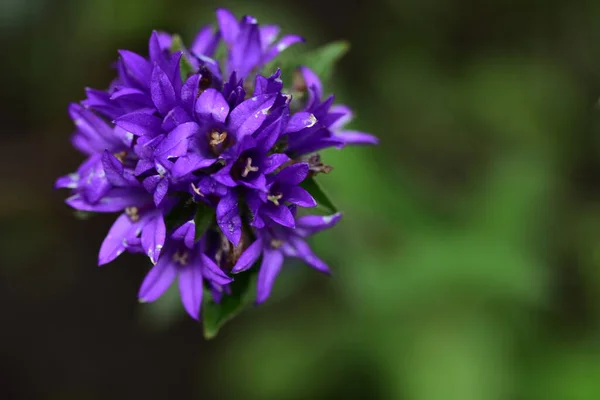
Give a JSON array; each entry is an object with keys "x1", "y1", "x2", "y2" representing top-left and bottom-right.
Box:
[
  {"x1": 285, "y1": 66, "x2": 379, "y2": 156},
  {"x1": 232, "y1": 212, "x2": 342, "y2": 303},
  {"x1": 138, "y1": 221, "x2": 233, "y2": 320},
  {"x1": 216, "y1": 8, "x2": 303, "y2": 79},
  {"x1": 55, "y1": 8, "x2": 377, "y2": 325}
]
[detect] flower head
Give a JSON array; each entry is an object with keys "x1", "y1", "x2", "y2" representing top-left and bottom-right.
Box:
[{"x1": 55, "y1": 8, "x2": 376, "y2": 325}]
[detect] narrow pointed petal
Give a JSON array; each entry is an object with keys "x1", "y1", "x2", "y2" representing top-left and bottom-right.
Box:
[
  {"x1": 171, "y1": 220, "x2": 196, "y2": 249},
  {"x1": 262, "y1": 34, "x2": 304, "y2": 64},
  {"x1": 201, "y1": 254, "x2": 233, "y2": 286},
  {"x1": 151, "y1": 64, "x2": 177, "y2": 115},
  {"x1": 172, "y1": 153, "x2": 216, "y2": 178},
  {"x1": 259, "y1": 25, "x2": 280, "y2": 49},
  {"x1": 263, "y1": 153, "x2": 290, "y2": 174},
  {"x1": 216, "y1": 8, "x2": 240, "y2": 45},
  {"x1": 138, "y1": 258, "x2": 177, "y2": 302},
  {"x1": 134, "y1": 159, "x2": 155, "y2": 176},
  {"x1": 285, "y1": 186, "x2": 316, "y2": 207},
  {"x1": 161, "y1": 106, "x2": 193, "y2": 132},
  {"x1": 115, "y1": 112, "x2": 163, "y2": 138},
  {"x1": 335, "y1": 130, "x2": 379, "y2": 145},
  {"x1": 256, "y1": 248, "x2": 284, "y2": 304},
  {"x1": 141, "y1": 214, "x2": 166, "y2": 264},
  {"x1": 228, "y1": 94, "x2": 276, "y2": 139},
  {"x1": 275, "y1": 163, "x2": 309, "y2": 185},
  {"x1": 118, "y1": 50, "x2": 152, "y2": 87},
  {"x1": 296, "y1": 212, "x2": 343, "y2": 235},
  {"x1": 284, "y1": 112, "x2": 317, "y2": 133},
  {"x1": 178, "y1": 263, "x2": 204, "y2": 320},
  {"x1": 328, "y1": 104, "x2": 353, "y2": 130},
  {"x1": 232, "y1": 238, "x2": 264, "y2": 273},
  {"x1": 66, "y1": 188, "x2": 149, "y2": 213},
  {"x1": 194, "y1": 88, "x2": 230, "y2": 124},
  {"x1": 153, "y1": 178, "x2": 169, "y2": 206},
  {"x1": 102, "y1": 151, "x2": 133, "y2": 187},
  {"x1": 299, "y1": 66, "x2": 323, "y2": 107},
  {"x1": 216, "y1": 191, "x2": 242, "y2": 246},
  {"x1": 181, "y1": 74, "x2": 201, "y2": 115},
  {"x1": 262, "y1": 204, "x2": 295, "y2": 228},
  {"x1": 191, "y1": 25, "x2": 220, "y2": 57},
  {"x1": 54, "y1": 173, "x2": 79, "y2": 189},
  {"x1": 98, "y1": 213, "x2": 134, "y2": 265},
  {"x1": 212, "y1": 164, "x2": 237, "y2": 187},
  {"x1": 148, "y1": 31, "x2": 166, "y2": 64},
  {"x1": 110, "y1": 88, "x2": 149, "y2": 108},
  {"x1": 155, "y1": 122, "x2": 198, "y2": 160},
  {"x1": 288, "y1": 236, "x2": 330, "y2": 274},
  {"x1": 230, "y1": 16, "x2": 262, "y2": 77}
]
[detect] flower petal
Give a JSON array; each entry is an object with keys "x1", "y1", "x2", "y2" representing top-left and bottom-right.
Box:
[
  {"x1": 335, "y1": 130, "x2": 379, "y2": 145},
  {"x1": 155, "y1": 122, "x2": 198, "y2": 160},
  {"x1": 98, "y1": 213, "x2": 134, "y2": 265},
  {"x1": 259, "y1": 25, "x2": 280, "y2": 49},
  {"x1": 178, "y1": 262, "x2": 204, "y2": 320},
  {"x1": 201, "y1": 254, "x2": 233, "y2": 286},
  {"x1": 288, "y1": 236, "x2": 330, "y2": 274},
  {"x1": 275, "y1": 163, "x2": 309, "y2": 185},
  {"x1": 118, "y1": 50, "x2": 151, "y2": 87},
  {"x1": 216, "y1": 8, "x2": 240, "y2": 45},
  {"x1": 54, "y1": 173, "x2": 79, "y2": 189},
  {"x1": 195, "y1": 88, "x2": 230, "y2": 124},
  {"x1": 138, "y1": 257, "x2": 177, "y2": 302},
  {"x1": 66, "y1": 188, "x2": 149, "y2": 213},
  {"x1": 171, "y1": 220, "x2": 196, "y2": 249},
  {"x1": 153, "y1": 178, "x2": 169, "y2": 206},
  {"x1": 228, "y1": 94, "x2": 277, "y2": 139},
  {"x1": 263, "y1": 153, "x2": 290, "y2": 174},
  {"x1": 141, "y1": 214, "x2": 166, "y2": 264},
  {"x1": 284, "y1": 186, "x2": 316, "y2": 207},
  {"x1": 102, "y1": 151, "x2": 134, "y2": 187},
  {"x1": 191, "y1": 25, "x2": 220, "y2": 57},
  {"x1": 181, "y1": 74, "x2": 201, "y2": 115},
  {"x1": 299, "y1": 66, "x2": 322, "y2": 108},
  {"x1": 296, "y1": 212, "x2": 343, "y2": 236},
  {"x1": 231, "y1": 238, "x2": 264, "y2": 273},
  {"x1": 161, "y1": 106, "x2": 193, "y2": 132},
  {"x1": 256, "y1": 248, "x2": 284, "y2": 304},
  {"x1": 115, "y1": 112, "x2": 163, "y2": 138},
  {"x1": 230, "y1": 16, "x2": 262, "y2": 78},
  {"x1": 262, "y1": 204, "x2": 295, "y2": 228},
  {"x1": 263, "y1": 34, "x2": 304, "y2": 64},
  {"x1": 284, "y1": 112, "x2": 317, "y2": 134},
  {"x1": 172, "y1": 153, "x2": 216, "y2": 178},
  {"x1": 151, "y1": 64, "x2": 178, "y2": 115},
  {"x1": 216, "y1": 190, "x2": 242, "y2": 246}
]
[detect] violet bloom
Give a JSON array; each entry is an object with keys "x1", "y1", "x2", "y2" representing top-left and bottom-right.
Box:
[
  {"x1": 232, "y1": 212, "x2": 342, "y2": 303},
  {"x1": 285, "y1": 66, "x2": 379, "y2": 156},
  {"x1": 247, "y1": 162, "x2": 317, "y2": 230},
  {"x1": 138, "y1": 221, "x2": 233, "y2": 320},
  {"x1": 216, "y1": 8, "x2": 304, "y2": 79},
  {"x1": 55, "y1": 7, "x2": 377, "y2": 326}
]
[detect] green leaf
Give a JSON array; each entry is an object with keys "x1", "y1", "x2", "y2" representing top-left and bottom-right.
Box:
[
  {"x1": 301, "y1": 177, "x2": 338, "y2": 214},
  {"x1": 301, "y1": 41, "x2": 350, "y2": 84},
  {"x1": 194, "y1": 202, "x2": 215, "y2": 242},
  {"x1": 202, "y1": 269, "x2": 257, "y2": 339},
  {"x1": 170, "y1": 34, "x2": 196, "y2": 81}
]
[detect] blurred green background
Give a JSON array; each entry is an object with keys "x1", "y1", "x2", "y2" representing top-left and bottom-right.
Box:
[{"x1": 2, "y1": 0, "x2": 600, "y2": 398}]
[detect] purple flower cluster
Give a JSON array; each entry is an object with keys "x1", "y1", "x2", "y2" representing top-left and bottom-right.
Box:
[{"x1": 55, "y1": 8, "x2": 377, "y2": 320}]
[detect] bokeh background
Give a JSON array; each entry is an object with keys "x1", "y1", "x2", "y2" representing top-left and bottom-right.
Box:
[{"x1": 2, "y1": 0, "x2": 600, "y2": 398}]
